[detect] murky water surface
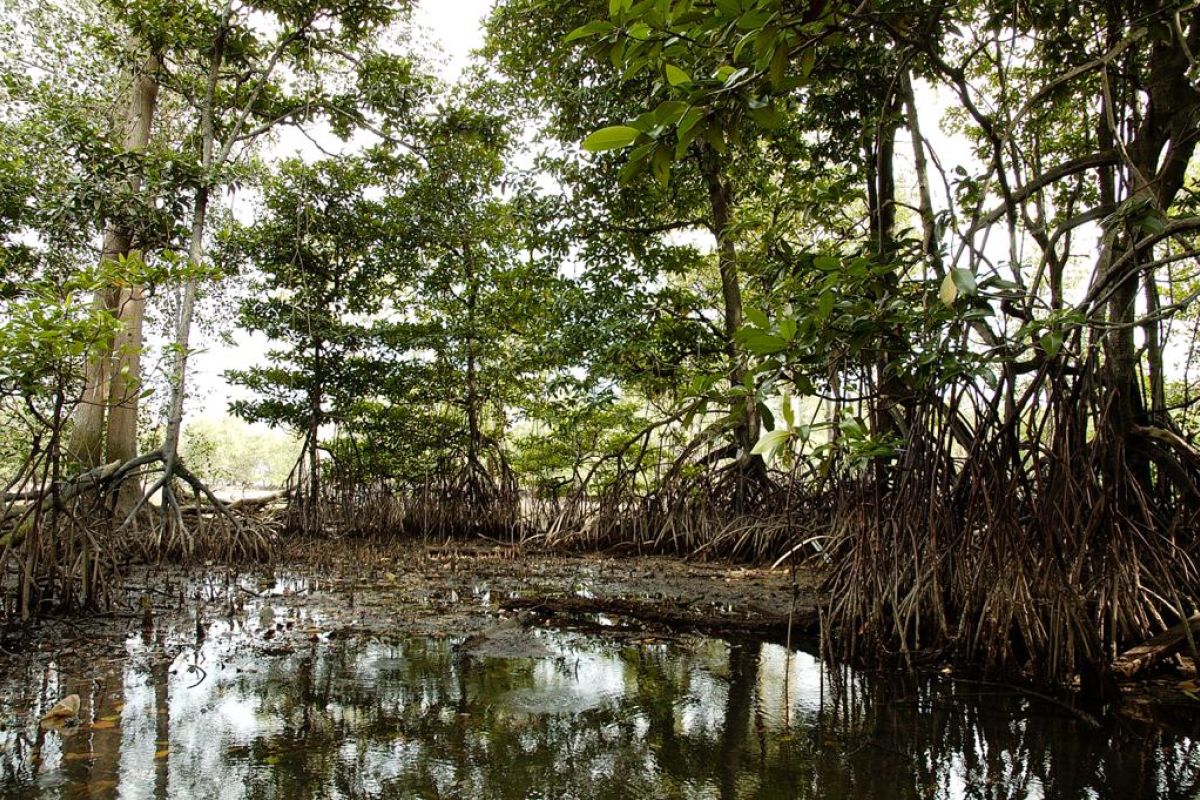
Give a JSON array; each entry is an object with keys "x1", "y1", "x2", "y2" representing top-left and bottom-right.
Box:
[{"x1": 1, "y1": 577, "x2": 1196, "y2": 799}]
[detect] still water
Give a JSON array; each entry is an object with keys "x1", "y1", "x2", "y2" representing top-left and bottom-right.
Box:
[{"x1": 1, "y1": 614, "x2": 1196, "y2": 799}]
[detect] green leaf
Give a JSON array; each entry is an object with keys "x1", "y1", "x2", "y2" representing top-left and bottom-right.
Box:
[
  {"x1": 582, "y1": 126, "x2": 641, "y2": 152},
  {"x1": 1135, "y1": 209, "x2": 1168, "y2": 235},
  {"x1": 564, "y1": 21, "x2": 615, "y2": 43},
  {"x1": 650, "y1": 146, "x2": 672, "y2": 187},
  {"x1": 748, "y1": 104, "x2": 783, "y2": 130},
  {"x1": 769, "y1": 43, "x2": 789, "y2": 88},
  {"x1": 733, "y1": 32, "x2": 756, "y2": 63},
  {"x1": 627, "y1": 22, "x2": 651, "y2": 39},
  {"x1": 677, "y1": 107, "x2": 705, "y2": 135},
  {"x1": 840, "y1": 417, "x2": 867, "y2": 438},
  {"x1": 739, "y1": 329, "x2": 787, "y2": 355},
  {"x1": 737, "y1": 9, "x2": 772, "y2": 30},
  {"x1": 665, "y1": 64, "x2": 692, "y2": 86},
  {"x1": 744, "y1": 306, "x2": 769, "y2": 329},
  {"x1": 653, "y1": 100, "x2": 690, "y2": 125},
  {"x1": 722, "y1": 66, "x2": 749, "y2": 86},
  {"x1": 1040, "y1": 331, "x2": 1063, "y2": 359},
  {"x1": 758, "y1": 402, "x2": 776, "y2": 432},
  {"x1": 798, "y1": 48, "x2": 816, "y2": 79},
  {"x1": 628, "y1": 111, "x2": 658, "y2": 132},
  {"x1": 817, "y1": 290, "x2": 835, "y2": 321}
]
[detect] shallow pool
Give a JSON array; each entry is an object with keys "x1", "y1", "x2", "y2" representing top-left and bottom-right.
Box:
[{"x1": 1, "y1": 613, "x2": 1196, "y2": 799}]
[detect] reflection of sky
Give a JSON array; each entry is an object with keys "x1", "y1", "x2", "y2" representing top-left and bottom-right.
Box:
[
  {"x1": 116, "y1": 670, "x2": 157, "y2": 800},
  {"x1": 503, "y1": 640, "x2": 627, "y2": 715},
  {"x1": 758, "y1": 642, "x2": 826, "y2": 725}
]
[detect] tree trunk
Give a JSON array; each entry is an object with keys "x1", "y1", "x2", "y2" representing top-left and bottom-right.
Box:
[
  {"x1": 900, "y1": 70, "x2": 942, "y2": 277},
  {"x1": 700, "y1": 146, "x2": 763, "y2": 495},
  {"x1": 1103, "y1": 9, "x2": 1200, "y2": 452},
  {"x1": 67, "y1": 52, "x2": 159, "y2": 469},
  {"x1": 105, "y1": 283, "x2": 147, "y2": 513},
  {"x1": 306, "y1": 343, "x2": 323, "y2": 533},
  {"x1": 161, "y1": 21, "x2": 226, "y2": 486},
  {"x1": 162, "y1": 191, "x2": 208, "y2": 480},
  {"x1": 465, "y1": 244, "x2": 484, "y2": 502},
  {"x1": 869, "y1": 90, "x2": 905, "y2": 486}
]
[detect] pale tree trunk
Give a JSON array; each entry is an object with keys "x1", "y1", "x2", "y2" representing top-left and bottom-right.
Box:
[
  {"x1": 161, "y1": 20, "x2": 225, "y2": 492},
  {"x1": 106, "y1": 283, "x2": 147, "y2": 512},
  {"x1": 160, "y1": 0, "x2": 301, "y2": 482},
  {"x1": 900, "y1": 70, "x2": 941, "y2": 277},
  {"x1": 161, "y1": 194, "x2": 208, "y2": 484},
  {"x1": 100, "y1": 0, "x2": 326, "y2": 538},
  {"x1": 67, "y1": 51, "x2": 159, "y2": 469}
]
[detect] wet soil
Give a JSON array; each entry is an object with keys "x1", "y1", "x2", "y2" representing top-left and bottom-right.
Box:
[{"x1": 0, "y1": 540, "x2": 822, "y2": 677}]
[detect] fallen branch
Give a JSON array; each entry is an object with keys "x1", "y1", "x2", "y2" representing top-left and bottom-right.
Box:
[
  {"x1": 500, "y1": 594, "x2": 820, "y2": 640},
  {"x1": 1114, "y1": 614, "x2": 1200, "y2": 678},
  {"x1": 179, "y1": 489, "x2": 292, "y2": 516}
]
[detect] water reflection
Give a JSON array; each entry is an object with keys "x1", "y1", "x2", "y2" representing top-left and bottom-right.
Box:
[{"x1": 1, "y1": 624, "x2": 1196, "y2": 799}]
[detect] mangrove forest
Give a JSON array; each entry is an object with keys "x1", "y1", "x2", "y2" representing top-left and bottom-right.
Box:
[{"x1": 1, "y1": 0, "x2": 1200, "y2": 797}]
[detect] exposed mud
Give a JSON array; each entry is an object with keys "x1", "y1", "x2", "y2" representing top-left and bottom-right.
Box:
[{"x1": 0, "y1": 540, "x2": 821, "y2": 676}]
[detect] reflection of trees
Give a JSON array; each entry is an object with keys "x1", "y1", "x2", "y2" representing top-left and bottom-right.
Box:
[
  {"x1": 718, "y1": 642, "x2": 759, "y2": 800},
  {"x1": 779, "y1": 664, "x2": 1200, "y2": 800},
  {"x1": 1, "y1": 635, "x2": 1198, "y2": 800},
  {"x1": 153, "y1": 655, "x2": 168, "y2": 800}
]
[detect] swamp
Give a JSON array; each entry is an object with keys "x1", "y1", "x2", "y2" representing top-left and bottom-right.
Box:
[{"x1": 2, "y1": 0, "x2": 1200, "y2": 797}]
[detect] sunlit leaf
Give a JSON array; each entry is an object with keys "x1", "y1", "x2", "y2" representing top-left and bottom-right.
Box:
[
  {"x1": 939, "y1": 272, "x2": 958, "y2": 306},
  {"x1": 582, "y1": 126, "x2": 641, "y2": 152},
  {"x1": 564, "y1": 21, "x2": 615, "y2": 43},
  {"x1": 665, "y1": 64, "x2": 692, "y2": 86},
  {"x1": 752, "y1": 429, "x2": 791, "y2": 461}
]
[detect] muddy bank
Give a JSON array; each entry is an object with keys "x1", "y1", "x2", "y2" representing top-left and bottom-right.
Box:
[
  {"x1": 0, "y1": 540, "x2": 822, "y2": 674},
  {"x1": 276, "y1": 538, "x2": 824, "y2": 641}
]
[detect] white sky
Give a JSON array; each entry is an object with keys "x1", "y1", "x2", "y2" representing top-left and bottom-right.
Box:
[{"x1": 412, "y1": 0, "x2": 494, "y2": 81}]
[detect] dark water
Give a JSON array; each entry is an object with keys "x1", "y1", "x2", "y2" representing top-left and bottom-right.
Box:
[{"x1": 1, "y1": 614, "x2": 1197, "y2": 799}]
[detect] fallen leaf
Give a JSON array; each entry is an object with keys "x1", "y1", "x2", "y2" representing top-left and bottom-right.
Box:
[
  {"x1": 154, "y1": 749, "x2": 169, "y2": 759},
  {"x1": 42, "y1": 695, "x2": 80, "y2": 723},
  {"x1": 91, "y1": 719, "x2": 117, "y2": 730}
]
